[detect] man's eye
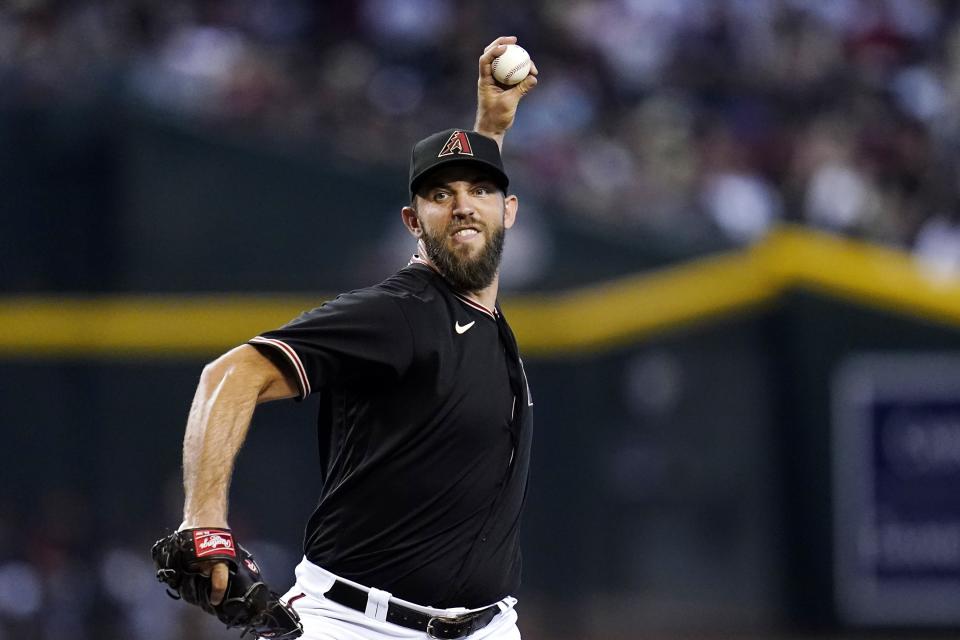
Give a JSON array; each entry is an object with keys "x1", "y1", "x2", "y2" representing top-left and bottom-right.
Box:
[
  {"x1": 474, "y1": 187, "x2": 489, "y2": 196},
  {"x1": 433, "y1": 192, "x2": 450, "y2": 201}
]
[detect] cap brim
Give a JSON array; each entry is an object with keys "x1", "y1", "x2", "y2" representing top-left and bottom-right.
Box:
[{"x1": 409, "y1": 157, "x2": 509, "y2": 199}]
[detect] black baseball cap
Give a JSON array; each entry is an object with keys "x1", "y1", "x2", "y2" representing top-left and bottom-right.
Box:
[{"x1": 408, "y1": 128, "x2": 509, "y2": 199}]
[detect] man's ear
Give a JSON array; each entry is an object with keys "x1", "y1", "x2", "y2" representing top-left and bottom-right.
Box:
[
  {"x1": 401, "y1": 206, "x2": 423, "y2": 238},
  {"x1": 503, "y1": 194, "x2": 519, "y2": 230}
]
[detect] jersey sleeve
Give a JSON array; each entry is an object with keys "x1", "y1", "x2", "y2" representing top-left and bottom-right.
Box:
[{"x1": 248, "y1": 290, "x2": 414, "y2": 399}]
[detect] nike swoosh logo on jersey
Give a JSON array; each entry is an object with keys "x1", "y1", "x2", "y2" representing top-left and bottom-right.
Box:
[{"x1": 455, "y1": 320, "x2": 476, "y2": 334}]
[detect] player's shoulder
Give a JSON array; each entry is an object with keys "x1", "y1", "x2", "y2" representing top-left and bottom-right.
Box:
[
  {"x1": 273, "y1": 267, "x2": 444, "y2": 336},
  {"x1": 369, "y1": 264, "x2": 458, "y2": 330},
  {"x1": 372, "y1": 264, "x2": 448, "y2": 305},
  {"x1": 313, "y1": 264, "x2": 442, "y2": 318}
]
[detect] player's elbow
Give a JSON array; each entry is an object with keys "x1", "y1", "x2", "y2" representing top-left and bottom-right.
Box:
[
  {"x1": 200, "y1": 344, "x2": 297, "y2": 403},
  {"x1": 199, "y1": 345, "x2": 270, "y2": 397}
]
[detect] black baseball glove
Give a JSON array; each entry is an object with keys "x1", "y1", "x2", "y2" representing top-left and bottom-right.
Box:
[{"x1": 152, "y1": 527, "x2": 303, "y2": 639}]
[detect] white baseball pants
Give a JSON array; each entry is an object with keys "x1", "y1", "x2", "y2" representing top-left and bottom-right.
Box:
[{"x1": 278, "y1": 558, "x2": 521, "y2": 640}]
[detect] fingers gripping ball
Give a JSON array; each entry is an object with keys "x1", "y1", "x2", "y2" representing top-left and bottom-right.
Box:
[
  {"x1": 152, "y1": 528, "x2": 303, "y2": 639},
  {"x1": 491, "y1": 44, "x2": 531, "y2": 86}
]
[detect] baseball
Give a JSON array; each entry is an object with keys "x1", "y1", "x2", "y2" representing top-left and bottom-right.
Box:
[{"x1": 491, "y1": 44, "x2": 531, "y2": 86}]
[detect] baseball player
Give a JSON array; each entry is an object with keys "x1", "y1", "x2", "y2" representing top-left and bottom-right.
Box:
[{"x1": 153, "y1": 36, "x2": 538, "y2": 640}]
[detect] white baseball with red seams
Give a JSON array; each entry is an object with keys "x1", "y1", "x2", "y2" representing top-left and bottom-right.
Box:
[{"x1": 491, "y1": 45, "x2": 530, "y2": 86}]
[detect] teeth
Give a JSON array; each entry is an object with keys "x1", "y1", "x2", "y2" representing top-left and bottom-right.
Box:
[{"x1": 455, "y1": 229, "x2": 479, "y2": 237}]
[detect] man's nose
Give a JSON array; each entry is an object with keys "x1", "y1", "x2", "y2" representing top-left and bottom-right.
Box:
[{"x1": 451, "y1": 192, "x2": 476, "y2": 218}]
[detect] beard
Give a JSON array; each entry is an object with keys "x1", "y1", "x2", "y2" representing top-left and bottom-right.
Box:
[{"x1": 420, "y1": 217, "x2": 505, "y2": 293}]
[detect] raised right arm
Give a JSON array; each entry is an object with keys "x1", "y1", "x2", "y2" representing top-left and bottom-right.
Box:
[{"x1": 475, "y1": 35, "x2": 538, "y2": 149}]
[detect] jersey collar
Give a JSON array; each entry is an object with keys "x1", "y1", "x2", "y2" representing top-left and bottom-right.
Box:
[{"x1": 407, "y1": 254, "x2": 499, "y2": 320}]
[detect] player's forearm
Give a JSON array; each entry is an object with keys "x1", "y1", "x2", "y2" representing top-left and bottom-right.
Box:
[{"x1": 180, "y1": 349, "x2": 265, "y2": 528}]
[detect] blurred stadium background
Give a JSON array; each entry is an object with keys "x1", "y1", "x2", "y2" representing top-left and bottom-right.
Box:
[{"x1": 3, "y1": 0, "x2": 960, "y2": 638}]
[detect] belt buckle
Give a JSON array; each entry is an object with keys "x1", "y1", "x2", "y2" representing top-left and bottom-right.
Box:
[{"x1": 426, "y1": 614, "x2": 463, "y2": 639}]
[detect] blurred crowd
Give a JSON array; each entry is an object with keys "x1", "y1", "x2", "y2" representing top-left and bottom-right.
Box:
[
  {"x1": 0, "y1": 482, "x2": 300, "y2": 640},
  {"x1": 4, "y1": 0, "x2": 960, "y2": 267}
]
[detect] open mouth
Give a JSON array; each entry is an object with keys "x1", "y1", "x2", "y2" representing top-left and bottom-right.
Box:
[{"x1": 450, "y1": 226, "x2": 483, "y2": 243}]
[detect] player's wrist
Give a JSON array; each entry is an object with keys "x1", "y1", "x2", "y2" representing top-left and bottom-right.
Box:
[
  {"x1": 179, "y1": 515, "x2": 229, "y2": 530},
  {"x1": 474, "y1": 107, "x2": 508, "y2": 126}
]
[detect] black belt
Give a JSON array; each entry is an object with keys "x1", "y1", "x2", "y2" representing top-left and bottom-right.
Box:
[{"x1": 324, "y1": 580, "x2": 501, "y2": 639}]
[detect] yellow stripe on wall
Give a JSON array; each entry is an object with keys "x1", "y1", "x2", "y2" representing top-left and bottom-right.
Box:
[
  {"x1": 757, "y1": 228, "x2": 960, "y2": 327},
  {"x1": 0, "y1": 296, "x2": 323, "y2": 358},
  {"x1": 2, "y1": 226, "x2": 960, "y2": 358},
  {"x1": 506, "y1": 247, "x2": 779, "y2": 355}
]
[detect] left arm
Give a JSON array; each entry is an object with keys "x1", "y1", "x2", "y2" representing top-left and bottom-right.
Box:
[{"x1": 474, "y1": 36, "x2": 539, "y2": 149}]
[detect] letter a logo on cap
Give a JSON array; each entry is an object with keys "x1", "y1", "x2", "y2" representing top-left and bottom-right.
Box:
[{"x1": 437, "y1": 130, "x2": 474, "y2": 158}]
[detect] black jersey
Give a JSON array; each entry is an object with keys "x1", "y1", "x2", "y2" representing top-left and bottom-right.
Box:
[{"x1": 249, "y1": 257, "x2": 533, "y2": 609}]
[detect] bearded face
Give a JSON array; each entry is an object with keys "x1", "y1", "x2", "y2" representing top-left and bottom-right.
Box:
[{"x1": 418, "y1": 206, "x2": 506, "y2": 293}]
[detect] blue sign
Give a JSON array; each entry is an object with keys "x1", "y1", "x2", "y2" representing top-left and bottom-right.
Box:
[{"x1": 833, "y1": 354, "x2": 960, "y2": 625}]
